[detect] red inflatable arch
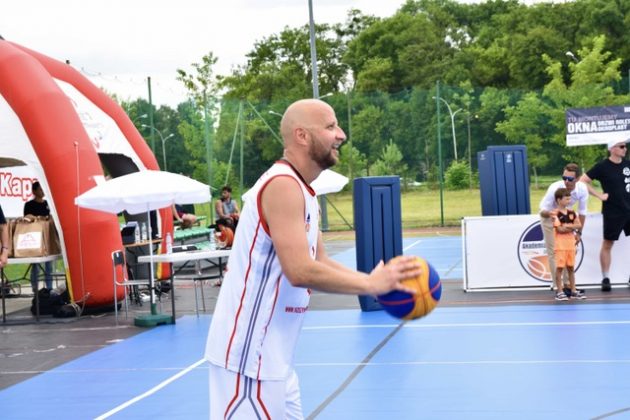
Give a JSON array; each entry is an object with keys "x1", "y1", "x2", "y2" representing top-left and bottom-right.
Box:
[{"x1": 0, "y1": 39, "x2": 173, "y2": 308}]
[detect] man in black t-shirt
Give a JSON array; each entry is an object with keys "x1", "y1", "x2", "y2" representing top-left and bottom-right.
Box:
[
  {"x1": 24, "y1": 181, "x2": 53, "y2": 292},
  {"x1": 580, "y1": 140, "x2": 630, "y2": 291},
  {"x1": 0, "y1": 205, "x2": 8, "y2": 269},
  {"x1": 24, "y1": 182, "x2": 50, "y2": 217}
]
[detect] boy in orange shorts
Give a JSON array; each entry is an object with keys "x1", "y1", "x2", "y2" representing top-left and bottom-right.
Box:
[{"x1": 552, "y1": 188, "x2": 586, "y2": 301}]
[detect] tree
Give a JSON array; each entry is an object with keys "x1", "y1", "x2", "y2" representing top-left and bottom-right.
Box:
[
  {"x1": 496, "y1": 35, "x2": 628, "y2": 183},
  {"x1": 496, "y1": 92, "x2": 553, "y2": 187},
  {"x1": 351, "y1": 104, "x2": 386, "y2": 172},
  {"x1": 336, "y1": 144, "x2": 367, "y2": 186},
  {"x1": 176, "y1": 53, "x2": 221, "y2": 188},
  {"x1": 371, "y1": 140, "x2": 409, "y2": 186},
  {"x1": 445, "y1": 160, "x2": 471, "y2": 190}
]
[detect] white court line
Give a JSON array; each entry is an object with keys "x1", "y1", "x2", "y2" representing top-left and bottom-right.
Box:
[
  {"x1": 296, "y1": 359, "x2": 630, "y2": 367},
  {"x1": 403, "y1": 239, "x2": 423, "y2": 252},
  {"x1": 303, "y1": 319, "x2": 630, "y2": 331},
  {"x1": 94, "y1": 358, "x2": 206, "y2": 420}
]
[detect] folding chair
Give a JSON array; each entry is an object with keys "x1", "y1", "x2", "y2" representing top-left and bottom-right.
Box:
[{"x1": 112, "y1": 250, "x2": 151, "y2": 323}]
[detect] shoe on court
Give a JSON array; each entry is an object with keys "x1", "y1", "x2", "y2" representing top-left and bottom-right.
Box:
[
  {"x1": 562, "y1": 287, "x2": 572, "y2": 297},
  {"x1": 571, "y1": 290, "x2": 587, "y2": 300},
  {"x1": 555, "y1": 292, "x2": 569, "y2": 301},
  {"x1": 602, "y1": 277, "x2": 612, "y2": 292}
]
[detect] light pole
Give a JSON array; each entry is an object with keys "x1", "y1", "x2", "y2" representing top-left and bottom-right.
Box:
[
  {"x1": 346, "y1": 89, "x2": 352, "y2": 184},
  {"x1": 467, "y1": 111, "x2": 472, "y2": 190},
  {"x1": 307, "y1": 0, "x2": 331, "y2": 231},
  {"x1": 141, "y1": 124, "x2": 173, "y2": 170},
  {"x1": 432, "y1": 96, "x2": 462, "y2": 160},
  {"x1": 434, "y1": 83, "x2": 444, "y2": 227}
]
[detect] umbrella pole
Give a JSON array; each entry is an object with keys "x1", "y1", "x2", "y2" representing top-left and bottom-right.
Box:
[
  {"x1": 148, "y1": 209, "x2": 157, "y2": 315},
  {"x1": 134, "y1": 209, "x2": 172, "y2": 327}
]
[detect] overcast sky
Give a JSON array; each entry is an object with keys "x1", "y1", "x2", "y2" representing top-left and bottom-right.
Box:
[{"x1": 2, "y1": 0, "x2": 411, "y2": 107}]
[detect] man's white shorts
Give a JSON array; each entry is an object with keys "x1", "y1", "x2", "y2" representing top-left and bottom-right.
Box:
[{"x1": 208, "y1": 363, "x2": 303, "y2": 419}]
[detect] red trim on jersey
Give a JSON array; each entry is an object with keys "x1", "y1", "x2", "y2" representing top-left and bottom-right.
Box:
[
  {"x1": 257, "y1": 380, "x2": 272, "y2": 420},
  {"x1": 257, "y1": 174, "x2": 304, "y2": 236},
  {"x1": 225, "y1": 372, "x2": 242, "y2": 419},
  {"x1": 225, "y1": 220, "x2": 262, "y2": 368}
]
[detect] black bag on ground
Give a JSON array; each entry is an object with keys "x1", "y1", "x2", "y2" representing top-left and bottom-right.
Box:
[
  {"x1": 30, "y1": 288, "x2": 69, "y2": 315},
  {"x1": 53, "y1": 303, "x2": 82, "y2": 318}
]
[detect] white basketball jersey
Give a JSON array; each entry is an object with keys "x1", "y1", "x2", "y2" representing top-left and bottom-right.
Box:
[{"x1": 205, "y1": 160, "x2": 320, "y2": 380}]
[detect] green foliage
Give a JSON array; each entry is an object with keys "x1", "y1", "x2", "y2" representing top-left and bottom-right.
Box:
[
  {"x1": 497, "y1": 34, "x2": 629, "y2": 178},
  {"x1": 371, "y1": 140, "x2": 409, "y2": 180},
  {"x1": 351, "y1": 104, "x2": 387, "y2": 169},
  {"x1": 175, "y1": 53, "x2": 221, "y2": 187},
  {"x1": 113, "y1": 0, "x2": 630, "y2": 198},
  {"x1": 336, "y1": 144, "x2": 367, "y2": 183},
  {"x1": 444, "y1": 160, "x2": 471, "y2": 190},
  {"x1": 356, "y1": 57, "x2": 395, "y2": 92},
  {"x1": 212, "y1": 160, "x2": 240, "y2": 194}
]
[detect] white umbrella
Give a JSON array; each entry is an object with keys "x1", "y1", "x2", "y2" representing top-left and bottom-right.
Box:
[
  {"x1": 75, "y1": 170, "x2": 210, "y2": 215},
  {"x1": 311, "y1": 169, "x2": 349, "y2": 195},
  {"x1": 75, "y1": 170, "x2": 211, "y2": 321}
]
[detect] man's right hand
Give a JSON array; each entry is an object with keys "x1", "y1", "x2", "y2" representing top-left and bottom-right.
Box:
[{"x1": 367, "y1": 256, "x2": 422, "y2": 296}]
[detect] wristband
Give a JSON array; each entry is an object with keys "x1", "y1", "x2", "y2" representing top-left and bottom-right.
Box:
[{"x1": 1, "y1": 246, "x2": 8, "y2": 250}]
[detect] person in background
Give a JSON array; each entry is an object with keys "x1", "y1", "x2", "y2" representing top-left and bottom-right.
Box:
[
  {"x1": 551, "y1": 188, "x2": 585, "y2": 301},
  {"x1": 0, "y1": 204, "x2": 9, "y2": 269},
  {"x1": 24, "y1": 181, "x2": 53, "y2": 292},
  {"x1": 204, "y1": 99, "x2": 422, "y2": 419},
  {"x1": 581, "y1": 140, "x2": 630, "y2": 291},
  {"x1": 172, "y1": 203, "x2": 197, "y2": 229},
  {"x1": 215, "y1": 185, "x2": 240, "y2": 230},
  {"x1": 539, "y1": 163, "x2": 588, "y2": 295}
]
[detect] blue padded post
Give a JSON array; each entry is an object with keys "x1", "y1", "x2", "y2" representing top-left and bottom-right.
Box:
[{"x1": 353, "y1": 176, "x2": 403, "y2": 311}]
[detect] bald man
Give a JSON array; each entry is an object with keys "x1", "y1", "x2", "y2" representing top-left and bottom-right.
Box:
[{"x1": 204, "y1": 99, "x2": 421, "y2": 419}]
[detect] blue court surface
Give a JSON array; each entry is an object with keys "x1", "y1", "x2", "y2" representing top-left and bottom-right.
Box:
[
  {"x1": 3, "y1": 236, "x2": 630, "y2": 419},
  {"x1": 333, "y1": 236, "x2": 463, "y2": 280}
]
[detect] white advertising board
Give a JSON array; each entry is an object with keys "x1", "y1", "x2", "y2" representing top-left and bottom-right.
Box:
[{"x1": 463, "y1": 214, "x2": 630, "y2": 290}]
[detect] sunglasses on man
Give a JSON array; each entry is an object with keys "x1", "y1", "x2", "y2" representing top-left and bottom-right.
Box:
[
  {"x1": 562, "y1": 176, "x2": 576, "y2": 182},
  {"x1": 617, "y1": 144, "x2": 627, "y2": 149}
]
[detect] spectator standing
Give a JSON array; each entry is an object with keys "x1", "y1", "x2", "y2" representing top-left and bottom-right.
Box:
[
  {"x1": 539, "y1": 163, "x2": 588, "y2": 294},
  {"x1": 23, "y1": 181, "x2": 53, "y2": 292},
  {"x1": 580, "y1": 140, "x2": 630, "y2": 291}
]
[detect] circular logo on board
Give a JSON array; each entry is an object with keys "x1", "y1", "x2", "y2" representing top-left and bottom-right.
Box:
[{"x1": 516, "y1": 221, "x2": 584, "y2": 283}]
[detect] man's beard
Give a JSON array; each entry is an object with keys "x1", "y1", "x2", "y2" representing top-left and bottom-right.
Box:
[{"x1": 309, "y1": 138, "x2": 338, "y2": 170}]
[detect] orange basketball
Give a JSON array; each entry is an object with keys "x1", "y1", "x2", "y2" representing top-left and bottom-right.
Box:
[{"x1": 377, "y1": 255, "x2": 442, "y2": 320}]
